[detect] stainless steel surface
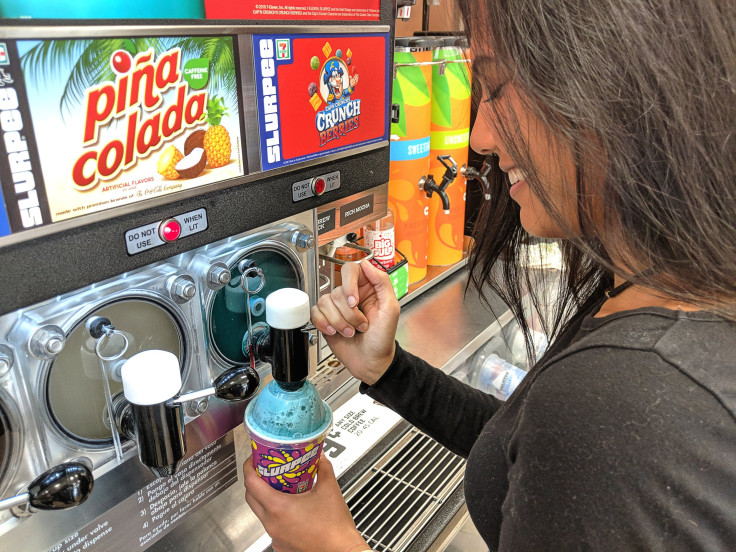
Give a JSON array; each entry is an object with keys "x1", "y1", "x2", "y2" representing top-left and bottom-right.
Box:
[
  {"x1": 316, "y1": 183, "x2": 389, "y2": 246},
  {"x1": 430, "y1": 508, "x2": 487, "y2": 552},
  {"x1": 395, "y1": 268, "x2": 512, "y2": 376},
  {"x1": 0, "y1": 492, "x2": 29, "y2": 512},
  {"x1": 0, "y1": 211, "x2": 318, "y2": 550},
  {"x1": 344, "y1": 428, "x2": 466, "y2": 552}
]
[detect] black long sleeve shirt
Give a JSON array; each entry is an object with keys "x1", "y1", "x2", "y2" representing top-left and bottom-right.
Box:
[{"x1": 361, "y1": 307, "x2": 736, "y2": 551}]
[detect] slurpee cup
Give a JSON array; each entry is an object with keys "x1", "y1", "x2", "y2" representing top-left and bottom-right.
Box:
[
  {"x1": 244, "y1": 380, "x2": 332, "y2": 494},
  {"x1": 244, "y1": 288, "x2": 332, "y2": 494},
  {"x1": 427, "y1": 36, "x2": 472, "y2": 266},
  {"x1": 388, "y1": 37, "x2": 435, "y2": 284}
]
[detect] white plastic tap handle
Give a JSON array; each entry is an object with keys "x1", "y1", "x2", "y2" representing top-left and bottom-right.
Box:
[
  {"x1": 265, "y1": 288, "x2": 311, "y2": 330},
  {"x1": 121, "y1": 350, "x2": 182, "y2": 405}
]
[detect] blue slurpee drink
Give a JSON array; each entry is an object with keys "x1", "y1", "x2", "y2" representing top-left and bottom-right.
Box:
[{"x1": 244, "y1": 288, "x2": 332, "y2": 494}]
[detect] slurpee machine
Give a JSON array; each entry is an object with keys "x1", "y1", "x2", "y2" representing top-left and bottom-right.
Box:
[{"x1": 0, "y1": 2, "x2": 394, "y2": 551}]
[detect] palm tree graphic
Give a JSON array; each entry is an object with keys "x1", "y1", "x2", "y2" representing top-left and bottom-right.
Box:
[{"x1": 21, "y1": 35, "x2": 237, "y2": 119}]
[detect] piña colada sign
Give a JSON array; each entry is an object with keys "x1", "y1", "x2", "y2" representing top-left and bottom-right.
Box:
[{"x1": 16, "y1": 36, "x2": 244, "y2": 223}]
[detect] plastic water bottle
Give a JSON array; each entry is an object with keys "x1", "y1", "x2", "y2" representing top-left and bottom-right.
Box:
[{"x1": 475, "y1": 353, "x2": 527, "y2": 401}]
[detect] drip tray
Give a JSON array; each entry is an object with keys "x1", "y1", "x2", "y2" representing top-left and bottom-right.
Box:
[{"x1": 343, "y1": 428, "x2": 466, "y2": 552}]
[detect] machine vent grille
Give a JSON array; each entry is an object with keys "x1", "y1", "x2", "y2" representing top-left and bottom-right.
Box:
[{"x1": 343, "y1": 428, "x2": 466, "y2": 552}]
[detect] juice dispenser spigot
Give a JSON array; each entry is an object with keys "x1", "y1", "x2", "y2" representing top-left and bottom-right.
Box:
[
  {"x1": 115, "y1": 350, "x2": 259, "y2": 477},
  {"x1": 461, "y1": 160, "x2": 492, "y2": 200},
  {"x1": 419, "y1": 154, "x2": 457, "y2": 213}
]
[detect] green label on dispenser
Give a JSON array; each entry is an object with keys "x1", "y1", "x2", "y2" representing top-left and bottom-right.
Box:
[{"x1": 389, "y1": 262, "x2": 409, "y2": 299}]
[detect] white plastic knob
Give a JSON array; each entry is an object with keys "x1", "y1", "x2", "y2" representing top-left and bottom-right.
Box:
[
  {"x1": 265, "y1": 288, "x2": 311, "y2": 330},
  {"x1": 121, "y1": 350, "x2": 182, "y2": 405}
]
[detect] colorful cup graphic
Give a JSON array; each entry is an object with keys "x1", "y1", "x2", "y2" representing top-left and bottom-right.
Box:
[
  {"x1": 389, "y1": 38, "x2": 434, "y2": 284},
  {"x1": 427, "y1": 37, "x2": 472, "y2": 266},
  {"x1": 244, "y1": 380, "x2": 332, "y2": 494}
]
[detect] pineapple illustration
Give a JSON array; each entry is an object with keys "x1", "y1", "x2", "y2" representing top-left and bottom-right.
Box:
[
  {"x1": 203, "y1": 96, "x2": 231, "y2": 168},
  {"x1": 157, "y1": 145, "x2": 183, "y2": 179}
]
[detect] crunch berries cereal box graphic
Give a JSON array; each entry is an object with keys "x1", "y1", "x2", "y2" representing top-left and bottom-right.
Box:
[
  {"x1": 16, "y1": 36, "x2": 244, "y2": 223},
  {"x1": 254, "y1": 33, "x2": 388, "y2": 171}
]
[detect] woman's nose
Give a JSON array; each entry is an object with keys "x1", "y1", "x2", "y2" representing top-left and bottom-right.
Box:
[{"x1": 469, "y1": 110, "x2": 499, "y2": 156}]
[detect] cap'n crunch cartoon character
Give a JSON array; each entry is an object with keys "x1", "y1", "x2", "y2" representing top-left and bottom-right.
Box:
[{"x1": 323, "y1": 59, "x2": 358, "y2": 102}]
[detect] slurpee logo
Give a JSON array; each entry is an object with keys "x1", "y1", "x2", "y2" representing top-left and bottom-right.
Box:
[
  {"x1": 72, "y1": 48, "x2": 207, "y2": 190},
  {"x1": 257, "y1": 446, "x2": 319, "y2": 478},
  {"x1": 307, "y1": 43, "x2": 361, "y2": 147}
]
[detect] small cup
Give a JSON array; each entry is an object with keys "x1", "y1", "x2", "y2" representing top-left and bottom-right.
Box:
[{"x1": 244, "y1": 401, "x2": 332, "y2": 494}]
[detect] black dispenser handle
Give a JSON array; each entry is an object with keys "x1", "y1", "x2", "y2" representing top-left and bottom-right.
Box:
[
  {"x1": 0, "y1": 462, "x2": 94, "y2": 513},
  {"x1": 213, "y1": 365, "x2": 260, "y2": 402},
  {"x1": 461, "y1": 161, "x2": 492, "y2": 200},
  {"x1": 419, "y1": 155, "x2": 457, "y2": 213}
]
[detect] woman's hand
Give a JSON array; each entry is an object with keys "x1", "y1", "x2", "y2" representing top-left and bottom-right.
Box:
[
  {"x1": 243, "y1": 453, "x2": 369, "y2": 552},
  {"x1": 311, "y1": 259, "x2": 400, "y2": 385}
]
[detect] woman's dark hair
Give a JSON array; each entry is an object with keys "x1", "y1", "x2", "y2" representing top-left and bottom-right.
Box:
[{"x1": 461, "y1": 0, "x2": 736, "y2": 361}]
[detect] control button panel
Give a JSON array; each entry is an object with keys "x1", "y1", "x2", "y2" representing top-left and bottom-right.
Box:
[
  {"x1": 292, "y1": 170, "x2": 340, "y2": 202},
  {"x1": 125, "y1": 208, "x2": 208, "y2": 255}
]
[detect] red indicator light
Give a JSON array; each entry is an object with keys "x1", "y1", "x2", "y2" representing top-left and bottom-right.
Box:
[
  {"x1": 159, "y1": 219, "x2": 181, "y2": 242},
  {"x1": 313, "y1": 178, "x2": 326, "y2": 195}
]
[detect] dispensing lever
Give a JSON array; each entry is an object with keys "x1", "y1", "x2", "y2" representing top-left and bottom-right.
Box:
[
  {"x1": 419, "y1": 155, "x2": 457, "y2": 214},
  {"x1": 114, "y1": 349, "x2": 260, "y2": 478},
  {"x1": 0, "y1": 462, "x2": 94, "y2": 513},
  {"x1": 171, "y1": 365, "x2": 260, "y2": 404},
  {"x1": 461, "y1": 161, "x2": 492, "y2": 200}
]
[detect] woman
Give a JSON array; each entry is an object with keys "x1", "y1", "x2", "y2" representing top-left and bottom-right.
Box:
[{"x1": 244, "y1": 0, "x2": 736, "y2": 550}]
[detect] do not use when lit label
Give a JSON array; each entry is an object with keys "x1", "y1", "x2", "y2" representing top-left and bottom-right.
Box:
[{"x1": 125, "y1": 208, "x2": 208, "y2": 255}]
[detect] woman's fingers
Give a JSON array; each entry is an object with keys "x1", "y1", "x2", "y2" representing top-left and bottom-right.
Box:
[
  {"x1": 312, "y1": 281, "x2": 368, "y2": 337},
  {"x1": 330, "y1": 286, "x2": 369, "y2": 333},
  {"x1": 310, "y1": 304, "x2": 336, "y2": 336},
  {"x1": 359, "y1": 259, "x2": 398, "y2": 306},
  {"x1": 243, "y1": 461, "x2": 268, "y2": 518},
  {"x1": 338, "y1": 261, "x2": 365, "y2": 308}
]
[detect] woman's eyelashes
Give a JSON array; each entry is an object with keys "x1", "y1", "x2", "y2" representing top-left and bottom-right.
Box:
[{"x1": 485, "y1": 82, "x2": 506, "y2": 102}]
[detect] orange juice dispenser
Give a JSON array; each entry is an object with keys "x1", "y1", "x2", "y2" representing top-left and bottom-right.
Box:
[
  {"x1": 427, "y1": 36, "x2": 472, "y2": 266},
  {"x1": 388, "y1": 37, "x2": 434, "y2": 284}
]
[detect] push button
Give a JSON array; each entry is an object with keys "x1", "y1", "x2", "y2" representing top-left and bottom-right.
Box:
[
  {"x1": 312, "y1": 177, "x2": 326, "y2": 196},
  {"x1": 159, "y1": 219, "x2": 182, "y2": 242}
]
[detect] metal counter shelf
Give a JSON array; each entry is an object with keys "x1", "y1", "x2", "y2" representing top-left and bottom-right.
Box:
[{"x1": 309, "y1": 260, "x2": 513, "y2": 552}]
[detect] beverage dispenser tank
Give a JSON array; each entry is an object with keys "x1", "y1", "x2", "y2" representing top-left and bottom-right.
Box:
[{"x1": 0, "y1": 2, "x2": 396, "y2": 550}]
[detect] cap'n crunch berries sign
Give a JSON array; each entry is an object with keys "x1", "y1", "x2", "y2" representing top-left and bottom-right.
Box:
[{"x1": 254, "y1": 33, "x2": 388, "y2": 171}]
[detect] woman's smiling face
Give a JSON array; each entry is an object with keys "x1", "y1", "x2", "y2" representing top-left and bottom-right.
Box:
[{"x1": 469, "y1": 52, "x2": 582, "y2": 239}]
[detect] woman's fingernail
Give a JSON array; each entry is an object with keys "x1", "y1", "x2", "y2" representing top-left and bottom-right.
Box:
[
  {"x1": 358, "y1": 323, "x2": 368, "y2": 332},
  {"x1": 343, "y1": 327, "x2": 355, "y2": 337},
  {"x1": 326, "y1": 325, "x2": 336, "y2": 335},
  {"x1": 347, "y1": 295, "x2": 357, "y2": 307}
]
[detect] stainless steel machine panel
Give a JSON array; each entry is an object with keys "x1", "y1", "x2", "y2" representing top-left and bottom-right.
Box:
[
  {"x1": 0, "y1": 4, "x2": 395, "y2": 549},
  {"x1": 0, "y1": 210, "x2": 316, "y2": 550}
]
